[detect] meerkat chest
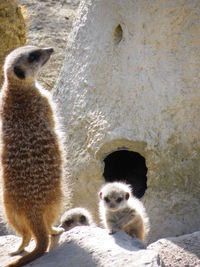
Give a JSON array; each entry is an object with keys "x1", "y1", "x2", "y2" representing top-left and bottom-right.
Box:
[
  {"x1": 3, "y1": 90, "x2": 45, "y2": 118},
  {"x1": 107, "y1": 207, "x2": 136, "y2": 225},
  {"x1": 2, "y1": 89, "x2": 52, "y2": 134},
  {"x1": 1, "y1": 88, "x2": 56, "y2": 157}
]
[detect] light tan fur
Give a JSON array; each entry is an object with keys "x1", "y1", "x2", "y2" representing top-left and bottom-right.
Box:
[
  {"x1": 99, "y1": 182, "x2": 149, "y2": 242},
  {"x1": 59, "y1": 207, "x2": 95, "y2": 231},
  {"x1": 0, "y1": 46, "x2": 64, "y2": 267}
]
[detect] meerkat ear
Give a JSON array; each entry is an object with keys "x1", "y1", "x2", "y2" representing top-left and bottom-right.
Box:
[
  {"x1": 14, "y1": 66, "x2": 25, "y2": 79},
  {"x1": 125, "y1": 192, "x2": 129, "y2": 200},
  {"x1": 99, "y1": 191, "x2": 103, "y2": 199}
]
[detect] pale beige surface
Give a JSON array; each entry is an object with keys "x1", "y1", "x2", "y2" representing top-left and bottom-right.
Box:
[
  {"x1": 18, "y1": 0, "x2": 80, "y2": 90},
  {"x1": 1, "y1": 227, "x2": 163, "y2": 267}
]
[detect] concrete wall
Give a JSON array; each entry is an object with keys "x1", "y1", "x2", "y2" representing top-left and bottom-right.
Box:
[{"x1": 53, "y1": 0, "x2": 200, "y2": 242}]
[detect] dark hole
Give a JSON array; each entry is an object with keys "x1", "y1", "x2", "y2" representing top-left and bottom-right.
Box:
[
  {"x1": 103, "y1": 150, "x2": 147, "y2": 198},
  {"x1": 114, "y1": 24, "x2": 123, "y2": 44}
]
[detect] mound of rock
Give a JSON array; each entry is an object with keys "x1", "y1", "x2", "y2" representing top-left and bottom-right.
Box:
[
  {"x1": 1, "y1": 226, "x2": 163, "y2": 267},
  {"x1": 148, "y1": 231, "x2": 200, "y2": 267}
]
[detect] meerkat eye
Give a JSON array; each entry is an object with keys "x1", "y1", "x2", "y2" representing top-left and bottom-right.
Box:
[
  {"x1": 104, "y1": 197, "x2": 110, "y2": 203},
  {"x1": 28, "y1": 51, "x2": 41, "y2": 63},
  {"x1": 116, "y1": 197, "x2": 123, "y2": 203},
  {"x1": 64, "y1": 219, "x2": 73, "y2": 226},
  {"x1": 80, "y1": 215, "x2": 86, "y2": 223}
]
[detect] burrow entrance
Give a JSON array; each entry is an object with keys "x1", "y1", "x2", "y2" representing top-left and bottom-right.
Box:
[{"x1": 103, "y1": 150, "x2": 147, "y2": 198}]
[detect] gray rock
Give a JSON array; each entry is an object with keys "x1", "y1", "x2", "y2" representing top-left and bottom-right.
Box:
[
  {"x1": 1, "y1": 226, "x2": 163, "y2": 267},
  {"x1": 148, "y1": 231, "x2": 200, "y2": 267}
]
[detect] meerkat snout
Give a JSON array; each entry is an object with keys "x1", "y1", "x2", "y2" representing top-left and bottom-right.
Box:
[
  {"x1": 43, "y1": 47, "x2": 54, "y2": 54},
  {"x1": 39, "y1": 47, "x2": 54, "y2": 66}
]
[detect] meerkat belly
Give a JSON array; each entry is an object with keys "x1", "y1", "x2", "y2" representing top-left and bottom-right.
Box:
[
  {"x1": 2, "y1": 95, "x2": 61, "y2": 204},
  {"x1": 108, "y1": 208, "x2": 136, "y2": 228}
]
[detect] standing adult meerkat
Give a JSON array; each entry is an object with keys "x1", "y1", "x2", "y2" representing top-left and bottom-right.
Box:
[
  {"x1": 0, "y1": 46, "x2": 64, "y2": 267},
  {"x1": 59, "y1": 207, "x2": 95, "y2": 231},
  {"x1": 99, "y1": 182, "x2": 149, "y2": 242}
]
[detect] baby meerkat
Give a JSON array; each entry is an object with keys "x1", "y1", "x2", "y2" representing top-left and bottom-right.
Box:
[
  {"x1": 0, "y1": 46, "x2": 64, "y2": 267},
  {"x1": 59, "y1": 208, "x2": 95, "y2": 231},
  {"x1": 99, "y1": 182, "x2": 149, "y2": 242}
]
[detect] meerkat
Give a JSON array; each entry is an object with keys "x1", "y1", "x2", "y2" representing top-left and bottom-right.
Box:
[
  {"x1": 0, "y1": 46, "x2": 64, "y2": 267},
  {"x1": 59, "y1": 207, "x2": 95, "y2": 231},
  {"x1": 99, "y1": 182, "x2": 149, "y2": 242}
]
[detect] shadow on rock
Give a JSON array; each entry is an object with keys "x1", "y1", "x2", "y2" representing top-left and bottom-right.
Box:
[{"x1": 111, "y1": 231, "x2": 146, "y2": 251}]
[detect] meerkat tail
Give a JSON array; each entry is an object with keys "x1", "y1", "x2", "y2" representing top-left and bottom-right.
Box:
[{"x1": 6, "y1": 215, "x2": 49, "y2": 267}]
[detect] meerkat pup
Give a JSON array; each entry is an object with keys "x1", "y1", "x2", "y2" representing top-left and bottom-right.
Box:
[
  {"x1": 0, "y1": 46, "x2": 64, "y2": 267},
  {"x1": 99, "y1": 182, "x2": 149, "y2": 242},
  {"x1": 59, "y1": 207, "x2": 95, "y2": 231}
]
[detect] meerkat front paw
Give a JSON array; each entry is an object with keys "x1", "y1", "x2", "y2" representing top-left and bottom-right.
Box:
[
  {"x1": 108, "y1": 229, "x2": 118, "y2": 235},
  {"x1": 51, "y1": 226, "x2": 64, "y2": 236}
]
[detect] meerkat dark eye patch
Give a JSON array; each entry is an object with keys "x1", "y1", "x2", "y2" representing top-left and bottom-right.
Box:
[
  {"x1": 104, "y1": 197, "x2": 110, "y2": 203},
  {"x1": 14, "y1": 66, "x2": 25, "y2": 79},
  {"x1": 116, "y1": 197, "x2": 123, "y2": 203},
  {"x1": 80, "y1": 215, "x2": 86, "y2": 223},
  {"x1": 28, "y1": 51, "x2": 41, "y2": 63},
  {"x1": 64, "y1": 219, "x2": 73, "y2": 226}
]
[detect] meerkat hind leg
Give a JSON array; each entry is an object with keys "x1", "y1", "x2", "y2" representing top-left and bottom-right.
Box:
[
  {"x1": 9, "y1": 231, "x2": 31, "y2": 256},
  {"x1": 5, "y1": 208, "x2": 31, "y2": 255},
  {"x1": 125, "y1": 217, "x2": 145, "y2": 241}
]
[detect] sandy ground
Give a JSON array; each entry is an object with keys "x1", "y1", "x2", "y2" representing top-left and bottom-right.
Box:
[{"x1": 18, "y1": 0, "x2": 80, "y2": 90}]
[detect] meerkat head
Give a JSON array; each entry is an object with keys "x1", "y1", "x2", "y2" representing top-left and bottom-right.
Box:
[
  {"x1": 3, "y1": 45, "x2": 54, "y2": 85},
  {"x1": 59, "y1": 208, "x2": 93, "y2": 231},
  {"x1": 99, "y1": 182, "x2": 132, "y2": 211}
]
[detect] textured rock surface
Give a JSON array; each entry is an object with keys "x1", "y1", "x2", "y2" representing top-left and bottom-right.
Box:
[
  {"x1": 148, "y1": 231, "x2": 200, "y2": 267},
  {"x1": 0, "y1": 0, "x2": 26, "y2": 86},
  {"x1": 1, "y1": 226, "x2": 163, "y2": 267},
  {"x1": 53, "y1": 0, "x2": 200, "y2": 242}
]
